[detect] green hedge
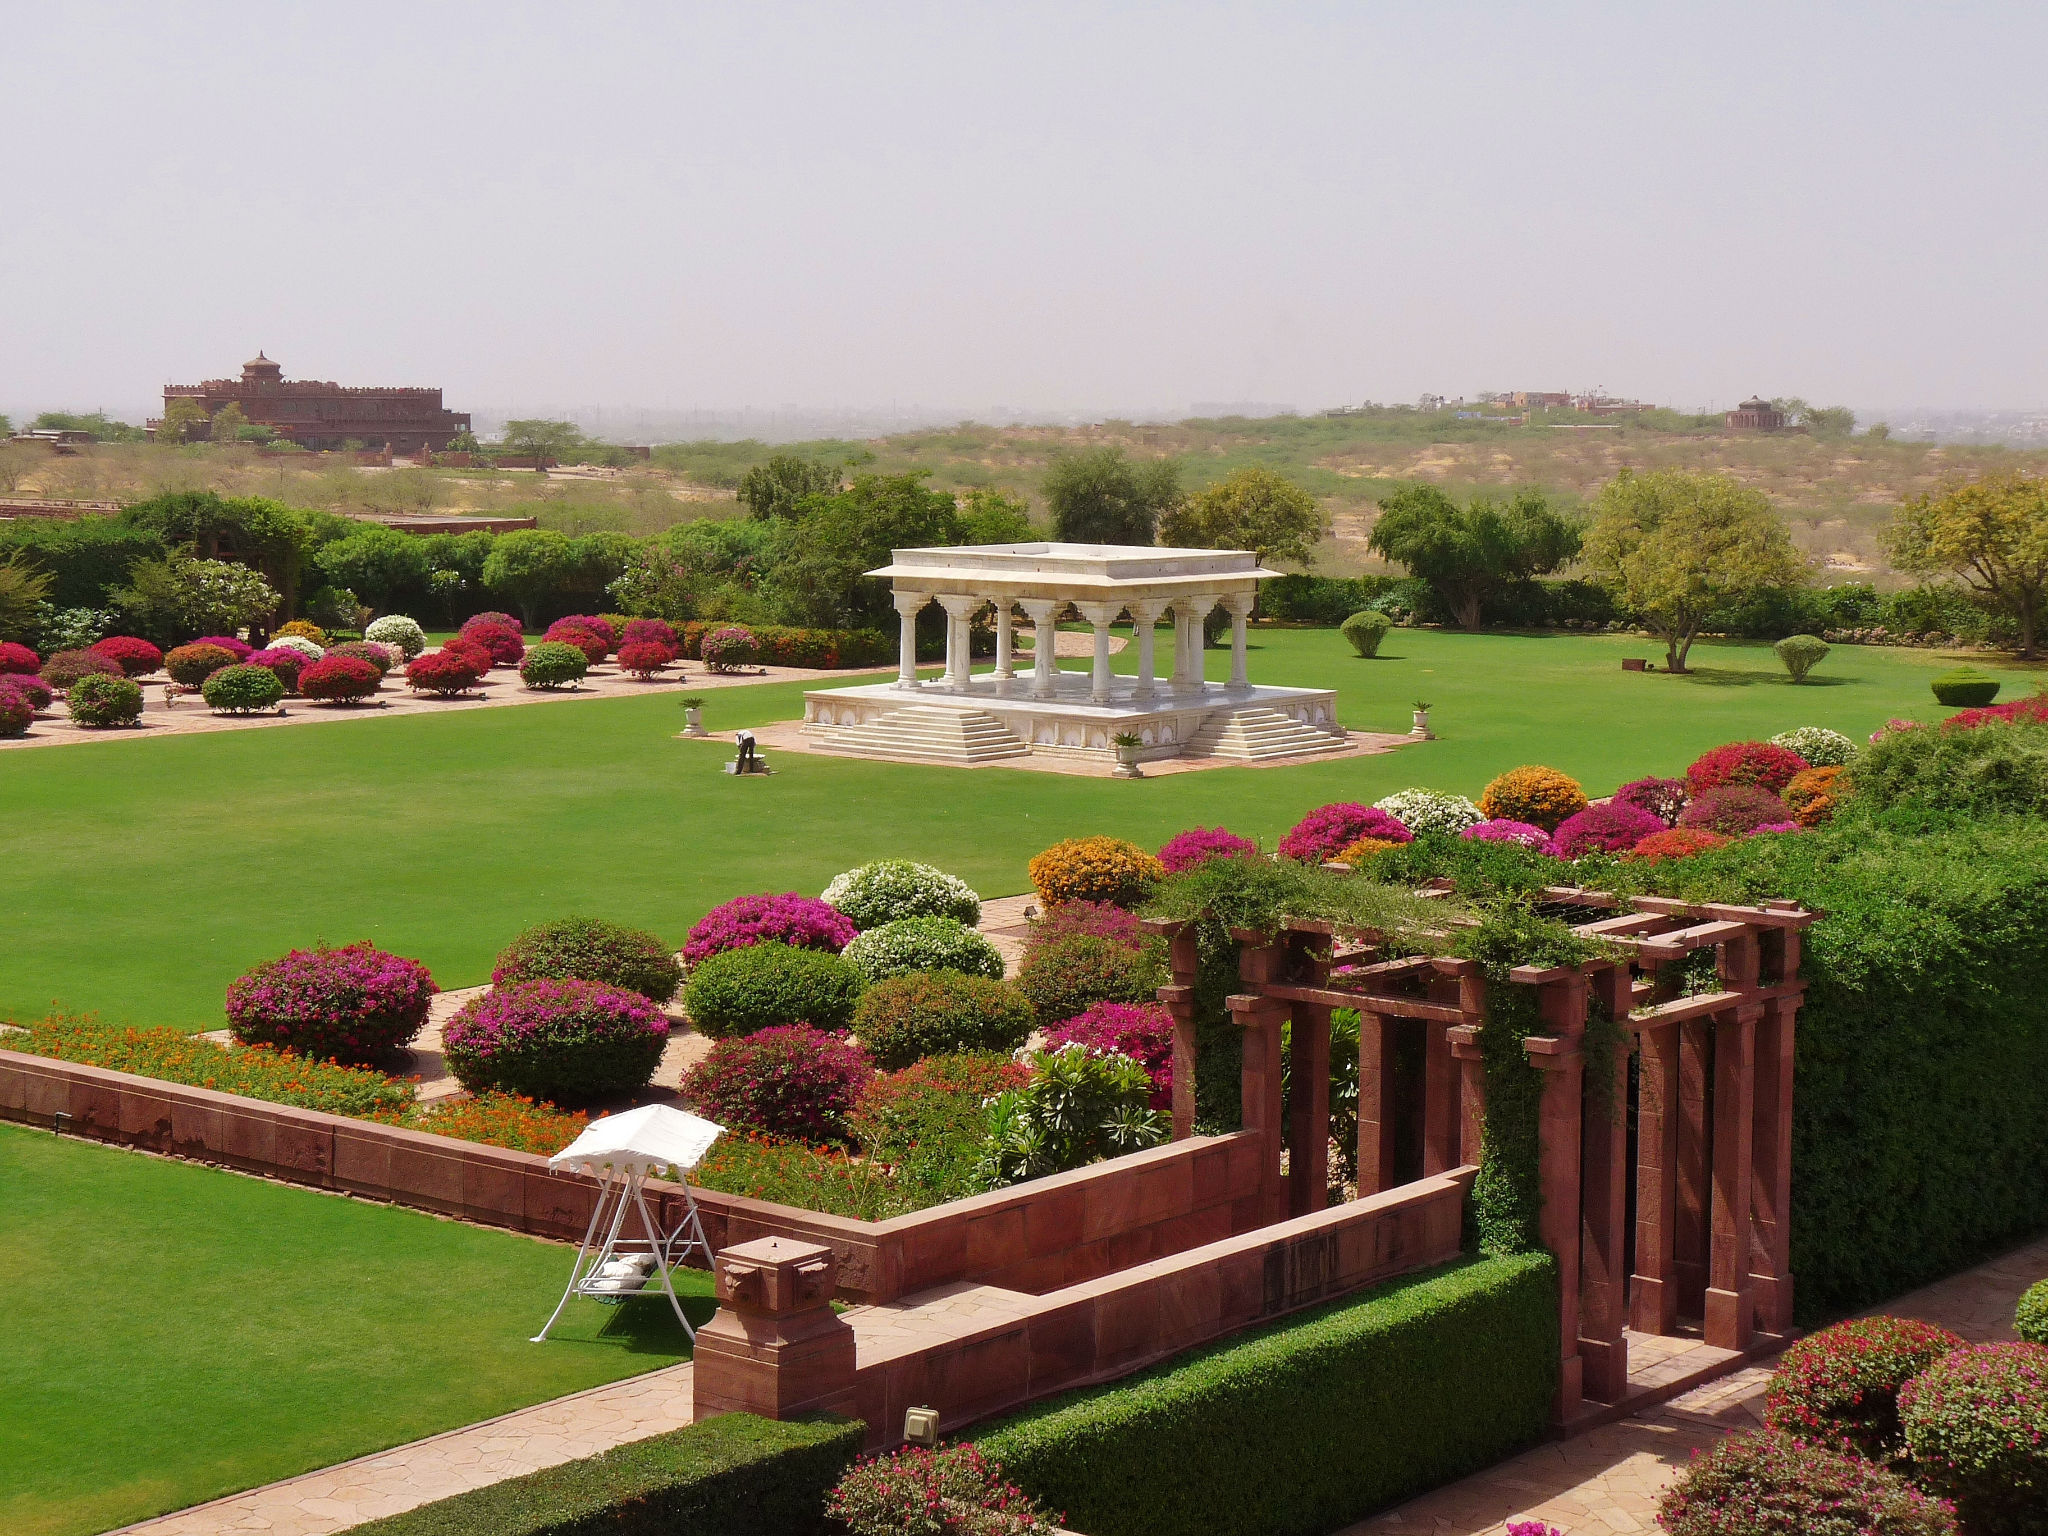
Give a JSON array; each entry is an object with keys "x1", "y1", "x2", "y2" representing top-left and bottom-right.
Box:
[
  {"x1": 348, "y1": 1413, "x2": 862, "y2": 1536},
  {"x1": 0, "y1": 516, "x2": 166, "y2": 609},
  {"x1": 976, "y1": 1252, "x2": 1557, "y2": 1536}
]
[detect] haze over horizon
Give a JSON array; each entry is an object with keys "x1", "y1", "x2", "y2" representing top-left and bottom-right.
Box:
[{"x1": 5, "y1": 2, "x2": 2047, "y2": 429}]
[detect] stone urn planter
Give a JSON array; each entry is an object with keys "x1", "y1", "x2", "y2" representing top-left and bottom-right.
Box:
[
  {"x1": 680, "y1": 697, "x2": 709, "y2": 738},
  {"x1": 1112, "y1": 732, "x2": 1144, "y2": 779},
  {"x1": 1409, "y1": 701, "x2": 1434, "y2": 740}
]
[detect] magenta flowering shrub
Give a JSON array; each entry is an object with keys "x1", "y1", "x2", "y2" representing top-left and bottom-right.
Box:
[
  {"x1": 1027, "y1": 900, "x2": 1150, "y2": 954},
  {"x1": 193, "y1": 635, "x2": 255, "y2": 661},
  {"x1": 678, "y1": 1025, "x2": 874, "y2": 1142},
  {"x1": 1898, "y1": 1340, "x2": 2048, "y2": 1533},
  {"x1": 1613, "y1": 775, "x2": 1688, "y2": 825},
  {"x1": 1277, "y1": 803, "x2": 1413, "y2": 862},
  {"x1": 246, "y1": 647, "x2": 308, "y2": 688},
  {"x1": 1157, "y1": 826, "x2": 1259, "y2": 872},
  {"x1": 1461, "y1": 818, "x2": 1555, "y2": 852},
  {"x1": 1679, "y1": 785, "x2": 1795, "y2": 837},
  {"x1": 1551, "y1": 801, "x2": 1666, "y2": 859},
  {"x1": 621, "y1": 617, "x2": 677, "y2": 649},
  {"x1": 225, "y1": 941, "x2": 437, "y2": 1062},
  {"x1": 442, "y1": 978, "x2": 669, "y2": 1098},
  {"x1": 1657, "y1": 1431, "x2": 1957, "y2": 1536},
  {"x1": 683, "y1": 893, "x2": 859, "y2": 966},
  {"x1": 0, "y1": 674, "x2": 55, "y2": 713},
  {"x1": 1044, "y1": 1001, "x2": 1174, "y2": 1109},
  {"x1": 0, "y1": 687, "x2": 30, "y2": 737},
  {"x1": 701, "y1": 625, "x2": 760, "y2": 671}
]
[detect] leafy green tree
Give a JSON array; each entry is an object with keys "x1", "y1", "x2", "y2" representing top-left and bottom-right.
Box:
[
  {"x1": 769, "y1": 471, "x2": 961, "y2": 627},
  {"x1": 157, "y1": 399, "x2": 209, "y2": 443},
  {"x1": 445, "y1": 428, "x2": 480, "y2": 453},
  {"x1": 120, "y1": 492, "x2": 329, "y2": 620},
  {"x1": 0, "y1": 414, "x2": 12, "y2": 437},
  {"x1": 316, "y1": 525, "x2": 434, "y2": 614},
  {"x1": 1366, "y1": 485, "x2": 1580, "y2": 629},
  {"x1": 1583, "y1": 469, "x2": 1809, "y2": 672},
  {"x1": 1802, "y1": 405, "x2": 1856, "y2": 438},
  {"x1": 736, "y1": 454, "x2": 842, "y2": 520},
  {"x1": 1884, "y1": 471, "x2": 2048, "y2": 658},
  {"x1": 209, "y1": 403, "x2": 250, "y2": 443},
  {"x1": 1042, "y1": 447, "x2": 1179, "y2": 545},
  {"x1": 112, "y1": 553, "x2": 279, "y2": 644},
  {"x1": 481, "y1": 528, "x2": 581, "y2": 628},
  {"x1": 0, "y1": 556, "x2": 53, "y2": 644},
  {"x1": 30, "y1": 410, "x2": 146, "y2": 443},
  {"x1": 498, "y1": 419, "x2": 584, "y2": 468},
  {"x1": 1160, "y1": 466, "x2": 1330, "y2": 569},
  {"x1": 957, "y1": 487, "x2": 1035, "y2": 545}
]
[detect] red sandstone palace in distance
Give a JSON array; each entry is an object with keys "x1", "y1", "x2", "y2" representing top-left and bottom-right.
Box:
[{"x1": 153, "y1": 353, "x2": 471, "y2": 453}]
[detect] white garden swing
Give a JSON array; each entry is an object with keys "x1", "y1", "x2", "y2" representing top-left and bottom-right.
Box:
[{"x1": 531, "y1": 1104, "x2": 724, "y2": 1344}]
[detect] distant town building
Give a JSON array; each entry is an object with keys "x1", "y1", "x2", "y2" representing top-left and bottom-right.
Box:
[
  {"x1": 1570, "y1": 393, "x2": 1650, "y2": 416},
  {"x1": 1510, "y1": 391, "x2": 1571, "y2": 409},
  {"x1": 1726, "y1": 396, "x2": 1787, "y2": 432},
  {"x1": 152, "y1": 353, "x2": 472, "y2": 452}
]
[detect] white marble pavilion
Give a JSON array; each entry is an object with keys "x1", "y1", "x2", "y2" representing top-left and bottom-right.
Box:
[{"x1": 800, "y1": 543, "x2": 1349, "y2": 764}]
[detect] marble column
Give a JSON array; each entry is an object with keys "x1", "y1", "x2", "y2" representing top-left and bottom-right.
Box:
[
  {"x1": 1224, "y1": 593, "x2": 1253, "y2": 690},
  {"x1": 1171, "y1": 599, "x2": 1209, "y2": 695},
  {"x1": 1020, "y1": 599, "x2": 1061, "y2": 700},
  {"x1": 993, "y1": 602, "x2": 1015, "y2": 680},
  {"x1": 892, "y1": 590, "x2": 927, "y2": 690},
  {"x1": 1127, "y1": 601, "x2": 1165, "y2": 702},
  {"x1": 1076, "y1": 601, "x2": 1121, "y2": 706},
  {"x1": 937, "y1": 594, "x2": 979, "y2": 691}
]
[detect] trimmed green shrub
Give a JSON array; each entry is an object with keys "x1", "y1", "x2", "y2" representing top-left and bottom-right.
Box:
[
  {"x1": 347, "y1": 1413, "x2": 864, "y2": 1536},
  {"x1": 1774, "y1": 632, "x2": 1830, "y2": 682},
  {"x1": 200, "y1": 662, "x2": 285, "y2": 714},
  {"x1": 1847, "y1": 717, "x2": 2048, "y2": 820},
  {"x1": 1016, "y1": 932, "x2": 1165, "y2": 1030},
  {"x1": 977, "y1": 1253, "x2": 1556, "y2": 1536},
  {"x1": 2019, "y1": 1278, "x2": 2048, "y2": 1346},
  {"x1": 492, "y1": 917, "x2": 681, "y2": 1004},
  {"x1": 842, "y1": 916, "x2": 1006, "y2": 984},
  {"x1": 684, "y1": 942, "x2": 864, "y2": 1039},
  {"x1": 1931, "y1": 667, "x2": 2000, "y2": 707},
  {"x1": 1339, "y1": 609, "x2": 1393, "y2": 657},
  {"x1": 66, "y1": 671, "x2": 143, "y2": 726},
  {"x1": 1898, "y1": 1342, "x2": 2048, "y2": 1535},
  {"x1": 850, "y1": 971, "x2": 1035, "y2": 1068},
  {"x1": 519, "y1": 639, "x2": 590, "y2": 690}
]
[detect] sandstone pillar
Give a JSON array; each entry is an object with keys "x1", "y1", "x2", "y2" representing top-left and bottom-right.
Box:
[{"x1": 692, "y1": 1237, "x2": 856, "y2": 1423}]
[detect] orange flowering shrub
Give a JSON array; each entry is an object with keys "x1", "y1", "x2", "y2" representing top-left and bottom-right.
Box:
[
  {"x1": 1334, "y1": 835, "x2": 1404, "y2": 865},
  {"x1": 1783, "y1": 765, "x2": 1845, "y2": 827},
  {"x1": 1027, "y1": 836, "x2": 1165, "y2": 908},
  {"x1": 1478, "y1": 765, "x2": 1587, "y2": 832}
]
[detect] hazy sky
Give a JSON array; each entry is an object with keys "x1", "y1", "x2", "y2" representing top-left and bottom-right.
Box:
[{"x1": 5, "y1": 2, "x2": 2046, "y2": 424}]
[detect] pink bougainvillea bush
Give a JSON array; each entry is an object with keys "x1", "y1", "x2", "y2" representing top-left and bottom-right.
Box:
[
  {"x1": 1278, "y1": 803, "x2": 1413, "y2": 862},
  {"x1": 89, "y1": 635, "x2": 163, "y2": 677},
  {"x1": 1898, "y1": 1341, "x2": 2048, "y2": 1535},
  {"x1": 1026, "y1": 900, "x2": 1150, "y2": 955},
  {"x1": 621, "y1": 617, "x2": 677, "y2": 650},
  {"x1": 678, "y1": 1024, "x2": 875, "y2": 1142},
  {"x1": 225, "y1": 941, "x2": 437, "y2": 1062},
  {"x1": 1764, "y1": 1315, "x2": 1967, "y2": 1460},
  {"x1": 0, "y1": 673, "x2": 55, "y2": 713},
  {"x1": 1613, "y1": 775, "x2": 1688, "y2": 825},
  {"x1": 1657, "y1": 1432, "x2": 1957, "y2": 1536},
  {"x1": 1044, "y1": 1001, "x2": 1174, "y2": 1109},
  {"x1": 193, "y1": 634, "x2": 255, "y2": 661},
  {"x1": 1679, "y1": 785, "x2": 1796, "y2": 838},
  {"x1": 1551, "y1": 801, "x2": 1667, "y2": 859},
  {"x1": 0, "y1": 686, "x2": 32, "y2": 738},
  {"x1": 543, "y1": 622, "x2": 609, "y2": 663},
  {"x1": 245, "y1": 647, "x2": 308, "y2": 689},
  {"x1": 1158, "y1": 826, "x2": 1259, "y2": 872},
  {"x1": 0, "y1": 640, "x2": 40, "y2": 675},
  {"x1": 461, "y1": 610, "x2": 522, "y2": 635},
  {"x1": 828, "y1": 1442, "x2": 1060, "y2": 1536},
  {"x1": 460, "y1": 621, "x2": 526, "y2": 665},
  {"x1": 1945, "y1": 695, "x2": 2048, "y2": 729},
  {"x1": 1461, "y1": 818, "x2": 1555, "y2": 853},
  {"x1": 1685, "y1": 740, "x2": 1810, "y2": 795},
  {"x1": 683, "y1": 892, "x2": 859, "y2": 966},
  {"x1": 616, "y1": 641, "x2": 676, "y2": 678},
  {"x1": 701, "y1": 625, "x2": 760, "y2": 672},
  {"x1": 548, "y1": 613, "x2": 617, "y2": 650},
  {"x1": 404, "y1": 648, "x2": 484, "y2": 695},
  {"x1": 442, "y1": 978, "x2": 669, "y2": 1099},
  {"x1": 297, "y1": 654, "x2": 382, "y2": 703}
]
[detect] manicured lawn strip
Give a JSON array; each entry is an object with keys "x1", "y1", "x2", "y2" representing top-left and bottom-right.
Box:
[
  {"x1": 1, "y1": 629, "x2": 2036, "y2": 1029},
  {"x1": 0, "y1": 1122, "x2": 711, "y2": 1536}
]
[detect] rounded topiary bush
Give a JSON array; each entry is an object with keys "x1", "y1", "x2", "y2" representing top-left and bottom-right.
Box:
[
  {"x1": 1277, "y1": 803, "x2": 1413, "y2": 862},
  {"x1": 2019, "y1": 1279, "x2": 2048, "y2": 1346},
  {"x1": 843, "y1": 916, "x2": 1006, "y2": 984},
  {"x1": 42, "y1": 647, "x2": 123, "y2": 689},
  {"x1": 0, "y1": 641, "x2": 40, "y2": 675},
  {"x1": 297, "y1": 654, "x2": 382, "y2": 703},
  {"x1": 622, "y1": 617, "x2": 677, "y2": 650},
  {"x1": 1772, "y1": 725, "x2": 1858, "y2": 767},
  {"x1": 683, "y1": 893, "x2": 858, "y2": 966},
  {"x1": 193, "y1": 635, "x2": 255, "y2": 660},
  {"x1": 552, "y1": 614, "x2": 618, "y2": 650},
  {"x1": 364, "y1": 614, "x2": 428, "y2": 658},
  {"x1": 67, "y1": 672, "x2": 144, "y2": 727},
  {"x1": 164, "y1": 642, "x2": 240, "y2": 687},
  {"x1": 1656, "y1": 1430, "x2": 1956, "y2": 1536},
  {"x1": 1932, "y1": 667, "x2": 2001, "y2": 708},
  {"x1": 1373, "y1": 788, "x2": 1484, "y2": 837},
  {"x1": 328, "y1": 640, "x2": 396, "y2": 675},
  {"x1": 1551, "y1": 800, "x2": 1666, "y2": 858},
  {"x1": 1027, "y1": 900, "x2": 1150, "y2": 953},
  {"x1": 1784, "y1": 764, "x2": 1846, "y2": 826},
  {"x1": 701, "y1": 625, "x2": 759, "y2": 671},
  {"x1": 1043, "y1": 1001, "x2": 1174, "y2": 1109},
  {"x1": 0, "y1": 687, "x2": 31, "y2": 738},
  {"x1": 1613, "y1": 775, "x2": 1689, "y2": 825},
  {"x1": 822, "y1": 860, "x2": 982, "y2": 929},
  {"x1": 266, "y1": 633, "x2": 326, "y2": 661},
  {"x1": 1764, "y1": 1316, "x2": 1967, "y2": 1460},
  {"x1": 443, "y1": 635, "x2": 497, "y2": 673},
  {"x1": 1027, "y1": 836, "x2": 1166, "y2": 907},
  {"x1": 519, "y1": 640, "x2": 589, "y2": 690},
  {"x1": 442, "y1": 978, "x2": 669, "y2": 1099},
  {"x1": 1679, "y1": 784, "x2": 1796, "y2": 837},
  {"x1": 1157, "y1": 826, "x2": 1259, "y2": 873},
  {"x1": 200, "y1": 662, "x2": 286, "y2": 715},
  {"x1": 462, "y1": 622, "x2": 526, "y2": 665},
  {"x1": 1627, "y1": 826, "x2": 1731, "y2": 861},
  {"x1": 245, "y1": 647, "x2": 308, "y2": 689},
  {"x1": 462, "y1": 611, "x2": 522, "y2": 635},
  {"x1": 1462, "y1": 818, "x2": 1556, "y2": 852},
  {"x1": 405, "y1": 648, "x2": 483, "y2": 695},
  {"x1": 1478, "y1": 765, "x2": 1588, "y2": 832},
  {"x1": 1686, "y1": 740, "x2": 1810, "y2": 795},
  {"x1": 543, "y1": 622, "x2": 609, "y2": 663},
  {"x1": 850, "y1": 971, "x2": 1035, "y2": 1068},
  {"x1": 1775, "y1": 633, "x2": 1831, "y2": 683},
  {"x1": 1340, "y1": 609, "x2": 1393, "y2": 658},
  {"x1": 1016, "y1": 931, "x2": 1165, "y2": 1029},
  {"x1": 683, "y1": 941, "x2": 864, "y2": 1039},
  {"x1": 90, "y1": 635, "x2": 164, "y2": 677},
  {"x1": 617, "y1": 641, "x2": 675, "y2": 678},
  {"x1": 680, "y1": 1026, "x2": 874, "y2": 1145},
  {"x1": 492, "y1": 917, "x2": 681, "y2": 1003},
  {"x1": 1899, "y1": 1342, "x2": 2048, "y2": 1536},
  {"x1": 277, "y1": 620, "x2": 328, "y2": 645},
  {"x1": 225, "y1": 941, "x2": 437, "y2": 1062},
  {"x1": 0, "y1": 674, "x2": 55, "y2": 713}
]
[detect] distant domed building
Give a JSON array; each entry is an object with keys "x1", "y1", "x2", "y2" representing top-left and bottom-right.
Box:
[
  {"x1": 1726, "y1": 396, "x2": 1787, "y2": 432},
  {"x1": 153, "y1": 353, "x2": 471, "y2": 452}
]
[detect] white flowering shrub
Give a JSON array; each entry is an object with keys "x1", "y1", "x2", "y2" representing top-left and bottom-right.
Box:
[
  {"x1": 842, "y1": 916, "x2": 1005, "y2": 984},
  {"x1": 1372, "y1": 788, "x2": 1484, "y2": 837},
  {"x1": 822, "y1": 859, "x2": 981, "y2": 929},
  {"x1": 364, "y1": 615, "x2": 428, "y2": 659},
  {"x1": 1769, "y1": 727, "x2": 1859, "y2": 767},
  {"x1": 268, "y1": 634, "x2": 325, "y2": 660}
]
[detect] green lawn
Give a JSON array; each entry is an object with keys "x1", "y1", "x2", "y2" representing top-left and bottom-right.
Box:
[
  {"x1": 1, "y1": 627, "x2": 2038, "y2": 1030},
  {"x1": 0, "y1": 1122, "x2": 711, "y2": 1536}
]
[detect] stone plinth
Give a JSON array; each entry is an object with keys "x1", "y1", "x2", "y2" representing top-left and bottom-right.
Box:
[{"x1": 692, "y1": 1237, "x2": 857, "y2": 1422}]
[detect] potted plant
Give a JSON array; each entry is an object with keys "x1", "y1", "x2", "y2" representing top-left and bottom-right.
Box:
[
  {"x1": 1410, "y1": 700, "x2": 1434, "y2": 739},
  {"x1": 681, "y1": 696, "x2": 708, "y2": 737},
  {"x1": 1111, "y1": 730, "x2": 1144, "y2": 778}
]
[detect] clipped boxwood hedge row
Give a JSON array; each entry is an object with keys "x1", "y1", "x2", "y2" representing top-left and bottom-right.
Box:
[
  {"x1": 347, "y1": 1413, "x2": 862, "y2": 1536},
  {"x1": 976, "y1": 1252, "x2": 1557, "y2": 1536}
]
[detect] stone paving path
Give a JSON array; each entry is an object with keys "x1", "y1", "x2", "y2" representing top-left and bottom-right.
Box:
[{"x1": 1336, "y1": 1231, "x2": 2048, "y2": 1536}]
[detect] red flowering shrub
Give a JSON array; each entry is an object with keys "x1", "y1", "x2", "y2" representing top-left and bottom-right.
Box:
[
  {"x1": 443, "y1": 634, "x2": 496, "y2": 673},
  {"x1": 1946, "y1": 695, "x2": 2048, "y2": 729},
  {"x1": 461, "y1": 610, "x2": 522, "y2": 634},
  {"x1": 622, "y1": 617, "x2": 677, "y2": 649},
  {"x1": 1551, "y1": 801, "x2": 1667, "y2": 858},
  {"x1": 405, "y1": 648, "x2": 484, "y2": 695},
  {"x1": 1679, "y1": 784, "x2": 1795, "y2": 837},
  {"x1": 245, "y1": 647, "x2": 308, "y2": 689},
  {"x1": 297, "y1": 654, "x2": 382, "y2": 702},
  {"x1": 442, "y1": 978, "x2": 669, "y2": 1098},
  {"x1": 0, "y1": 674, "x2": 55, "y2": 713},
  {"x1": 850, "y1": 971, "x2": 1034, "y2": 1068},
  {"x1": 90, "y1": 635, "x2": 163, "y2": 676},
  {"x1": 1026, "y1": 900, "x2": 1150, "y2": 955},
  {"x1": 701, "y1": 624, "x2": 760, "y2": 671},
  {"x1": 1044, "y1": 1000, "x2": 1174, "y2": 1108},
  {"x1": 616, "y1": 640, "x2": 675, "y2": 678},
  {"x1": 327, "y1": 640, "x2": 397, "y2": 675},
  {"x1": 829, "y1": 1442, "x2": 1059, "y2": 1536},
  {"x1": 1613, "y1": 775, "x2": 1688, "y2": 825},
  {"x1": 548, "y1": 613, "x2": 617, "y2": 650},
  {"x1": 0, "y1": 640, "x2": 40, "y2": 675},
  {"x1": 1158, "y1": 825, "x2": 1259, "y2": 872},
  {"x1": 163, "y1": 642, "x2": 239, "y2": 687},
  {"x1": 684, "y1": 892, "x2": 859, "y2": 966},
  {"x1": 0, "y1": 687, "x2": 31, "y2": 737},
  {"x1": 1765, "y1": 1316, "x2": 1967, "y2": 1459},
  {"x1": 1898, "y1": 1341, "x2": 2048, "y2": 1535},
  {"x1": 194, "y1": 635, "x2": 255, "y2": 660},
  {"x1": 678, "y1": 1024, "x2": 874, "y2": 1142},
  {"x1": 1685, "y1": 740, "x2": 1810, "y2": 795},
  {"x1": 543, "y1": 622, "x2": 609, "y2": 663},
  {"x1": 42, "y1": 647, "x2": 123, "y2": 688},
  {"x1": 225, "y1": 941, "x2": 437, "y2": 1062},
  {"x1": 1657, "y1": 1431, "x2": 1956, "y2": 1536},
  {"x1": 461, "y1": 621, "x2": 526, "y2": 665},
  {"x1": 1278, "y1": 803, "x2": 1413, "y2": 862},
  {"x1": 1627, "y1": 826, "x2": 1732, "y2": 862}
]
